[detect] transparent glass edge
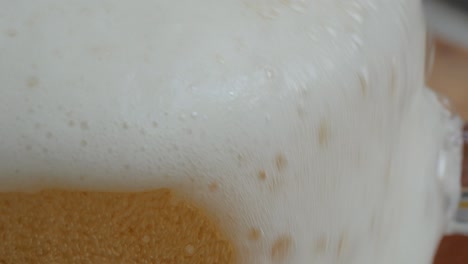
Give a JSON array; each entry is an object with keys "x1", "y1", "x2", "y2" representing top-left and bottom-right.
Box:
[{"x1": 433, "y1": 91, "x2": 468, "y2": 235}]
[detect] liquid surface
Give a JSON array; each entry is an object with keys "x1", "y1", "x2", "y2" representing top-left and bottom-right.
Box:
[{"x1": 0, "y1": 189, "x2": 235, "y2": 263}]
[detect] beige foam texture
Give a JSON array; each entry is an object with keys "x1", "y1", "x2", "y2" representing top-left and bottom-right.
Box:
[
  {"x1": 0, "y1": 0, "x2": 460, "y2": 263},
  {"x1": 0, "y1": 189, "x2": 235, "y2": 263}
]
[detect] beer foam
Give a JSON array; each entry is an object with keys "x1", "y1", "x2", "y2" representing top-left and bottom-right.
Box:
[{"x1": 0, "y1": 0, "x2": 452, "y2": 263}]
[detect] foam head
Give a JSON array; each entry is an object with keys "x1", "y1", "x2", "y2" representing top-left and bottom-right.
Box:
[{"x1": 0, "y1": 0, "x2": 457, "y2": 263}]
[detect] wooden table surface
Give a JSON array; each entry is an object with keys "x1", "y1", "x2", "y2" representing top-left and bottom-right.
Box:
[{"x1": 428, "y1": 40, "x2": 468, "y2": 264}]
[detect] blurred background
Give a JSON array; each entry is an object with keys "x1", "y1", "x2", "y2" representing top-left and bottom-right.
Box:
[{"x1": 424, "y1": 0, "x2": 468, "y2": 263}]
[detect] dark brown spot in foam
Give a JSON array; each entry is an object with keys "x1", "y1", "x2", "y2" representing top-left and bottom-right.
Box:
[
  {"x1": 271, "y1": 235, "x2": 293, "y2": 262},
  {"x1": 258, "y1": 170, "x2": 267, "y2": 181},
  {"x1": 337, "y1": 232, "x2": 348, "y2": 257},
  {"x1": 248, "y1": 228, "x2": 261, "y2": 241},
  {"x1": 314, "y1": 235, "x2": 328, "y2": 254},
  {"x1": 275, "y1": 153, "x2": 287, "y2": 172},
  {"x1": 208, "y1": 182, "x2": 219, "y2": 192},
  {"x1": 358, "y1": 73, "x2": 367, "y2": 96},
  {"x1": 317, "y1": 119, "x2": 330, "y2": 147}
]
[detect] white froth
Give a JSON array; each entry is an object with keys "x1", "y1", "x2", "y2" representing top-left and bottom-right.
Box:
[{"x1": 0, "y1": 0, "x2": 456, "y2": 263}]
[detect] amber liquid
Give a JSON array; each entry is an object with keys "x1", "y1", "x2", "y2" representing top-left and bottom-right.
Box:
[{"x1": 0, "y1": 189, "x2": 236, "y2": 263}]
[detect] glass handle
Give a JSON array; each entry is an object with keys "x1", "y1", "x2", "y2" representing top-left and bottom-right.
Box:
[
  {"x1": 440, "y1": 116, "x2": 468, "y2": 235},
  {"x1": 448, "y1": 126, "x2": 468, "y2": 235},
  {"x1": 428, "y1": 89, "x2": 468, "y2": 235},
  {"x1": 424, "y1": 35, "x2": 468, "y2": 234}
]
